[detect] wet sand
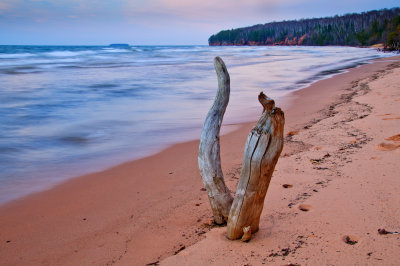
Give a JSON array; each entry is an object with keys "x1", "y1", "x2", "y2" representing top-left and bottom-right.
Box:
[{"x1": 0, "y1": 56, "x2": 399, "y2": 265}]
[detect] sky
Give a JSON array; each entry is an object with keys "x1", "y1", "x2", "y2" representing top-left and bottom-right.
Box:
[{"x1": 0, "y1": 0, "x2": 398, "y2": 45}]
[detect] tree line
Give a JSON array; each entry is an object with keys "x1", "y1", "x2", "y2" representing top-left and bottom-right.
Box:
[{"x1": 208, "y1": 8, "x2": 400, "y2": 51}]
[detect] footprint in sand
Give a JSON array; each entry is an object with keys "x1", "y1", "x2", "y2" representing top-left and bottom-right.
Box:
[
  {"x1": 298, "y1": 204, "x2": 312, "y2": 212},
  {"x1": 382, "y1": 117, "x2": 400, "y2": 120},
  {"x1": 385, "y1": 134, "x2": 400, "y2": 142},
  {"x1": 377, "y1": 113, "x2": 396, "y2": 116},
  {"x1": 376, "y1": 142, "x2": 399, "y2": 151},
  {"x1": 370, "y1": 156, "x2": 381, "y2": 160},
  {"x1": 376, "y1": 113, "x2": 400, "y2": 120},
  {"x1": 343, "y1": 235, "x2": 359, "y2": 245}
]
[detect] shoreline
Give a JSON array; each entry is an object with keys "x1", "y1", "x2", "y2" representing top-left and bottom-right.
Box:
[
  {"x1": 0, "y1": 56, "x2": 399, "y2": 265},
  {"x1": 0, "y1": 49, "x2": 393, "y2": 206}
]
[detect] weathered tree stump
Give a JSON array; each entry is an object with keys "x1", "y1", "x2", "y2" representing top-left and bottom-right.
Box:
[
  {"x1": 198, "y1": 57, "x2": 233, "y2": 224},
  {"x1": 226, "y1": 92, "x2": 284, "y2": 240},
  {"x1": 199, "y1": 56, "x2": 285, "y2": 237}
]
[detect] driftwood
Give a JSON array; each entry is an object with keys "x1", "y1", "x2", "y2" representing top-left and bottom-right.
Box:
[
  {"x1": 198, "y1": 57, "x2": 233, "y2": 224},
  {"x1": 226, "y1": 93, "x2": 284, "y2": 240},
  {"x1": 199, "y1": 56, "x2": 284, "y2": 238}
]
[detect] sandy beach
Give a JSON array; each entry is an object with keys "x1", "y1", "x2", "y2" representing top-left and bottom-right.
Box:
[{"x1": 1, "y1": 55, "x2": 399, "y2": 265}]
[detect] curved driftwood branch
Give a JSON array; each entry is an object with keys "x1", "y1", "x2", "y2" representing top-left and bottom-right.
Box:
[
  {"x1": 226, "y1": 92, "x2": 285, "y2": 240},
  {"x1": 198, "y1": 57, "x2": 234, "y2": 224}
]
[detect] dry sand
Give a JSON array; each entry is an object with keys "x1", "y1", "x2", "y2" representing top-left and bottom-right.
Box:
[{"x1": 0, "y1": 56, "x2": 399, "y2": 265}]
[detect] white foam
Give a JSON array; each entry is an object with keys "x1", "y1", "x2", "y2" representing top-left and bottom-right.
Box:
[{"x1": 43, "y1": 50, "x2": 96, "y2": 57}]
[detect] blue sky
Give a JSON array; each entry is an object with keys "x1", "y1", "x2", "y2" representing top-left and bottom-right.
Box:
[{"x1": 0, "y1": 0, "x2": 398, "y2": 45}]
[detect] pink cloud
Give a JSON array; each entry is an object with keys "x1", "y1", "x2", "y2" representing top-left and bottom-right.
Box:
[
  {"x1": 0, "y1": 3, "x2": 8, "y2": 12},
  {"x1": 121, "y1": 0, "x2": 308, "y2": 26}
]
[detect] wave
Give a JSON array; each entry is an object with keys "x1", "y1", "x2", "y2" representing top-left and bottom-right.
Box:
[
  {"x1": 0, "y1": 53, "x2": 35, "y2": 59},
  {"x1": 43, "y1": 50, "x2": 97, "y2": 57},
  {"x1": 0, "y1": 45, "x2": 394, "y2": 205},
  {"x1": 287, "y1": 60, "x2": 370, "y2": 91},
  {"x1": 88, "y1": 83, "x2": 119, "y2": 89},
  {"x1": 0, "y1": 68, "x2": 42, "y2": 75},
  {"x1": 102, "y1": 48, "x2": 132, "y2": 53}
]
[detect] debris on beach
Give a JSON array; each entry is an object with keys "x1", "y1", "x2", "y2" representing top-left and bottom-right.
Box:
[
  {"x1": 378, "y1": 228, "x2": 400, "y2": 235},
  {"x1": 310, "y1": 159, "x2": 322, "y2": 164},
  {"x1": 343, "y1": 235, "x2": 359, "y2": 245},
  {"x1": 241, "y1": 226, "x2": 252, "y2": 242}
]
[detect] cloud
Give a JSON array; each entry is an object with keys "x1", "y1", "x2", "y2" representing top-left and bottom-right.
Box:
[
  {"x1": 121, "y1": 0, "x2": 310, "y2": 27},
  {"x1": 0, "y1": 0, "x2": 125, "y2": 28},
  {"x1": 0, "y1": 0, "x2": 18, "y2": 13},
  {"x1": 0, "y1": 0, "x2": 308, "y2": 26},
  {"x1": 0, "y1": 3, "x2": 9, "y2": 13}
]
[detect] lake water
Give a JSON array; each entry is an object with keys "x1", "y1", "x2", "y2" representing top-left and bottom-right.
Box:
[{"x1": 0, "y1": 45, "x2": 392, "y2": 204}]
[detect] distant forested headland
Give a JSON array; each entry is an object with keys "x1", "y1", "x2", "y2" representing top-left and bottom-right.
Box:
[{"x1": 209, "y1": 8, "x2": 400, "y2": 51}]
